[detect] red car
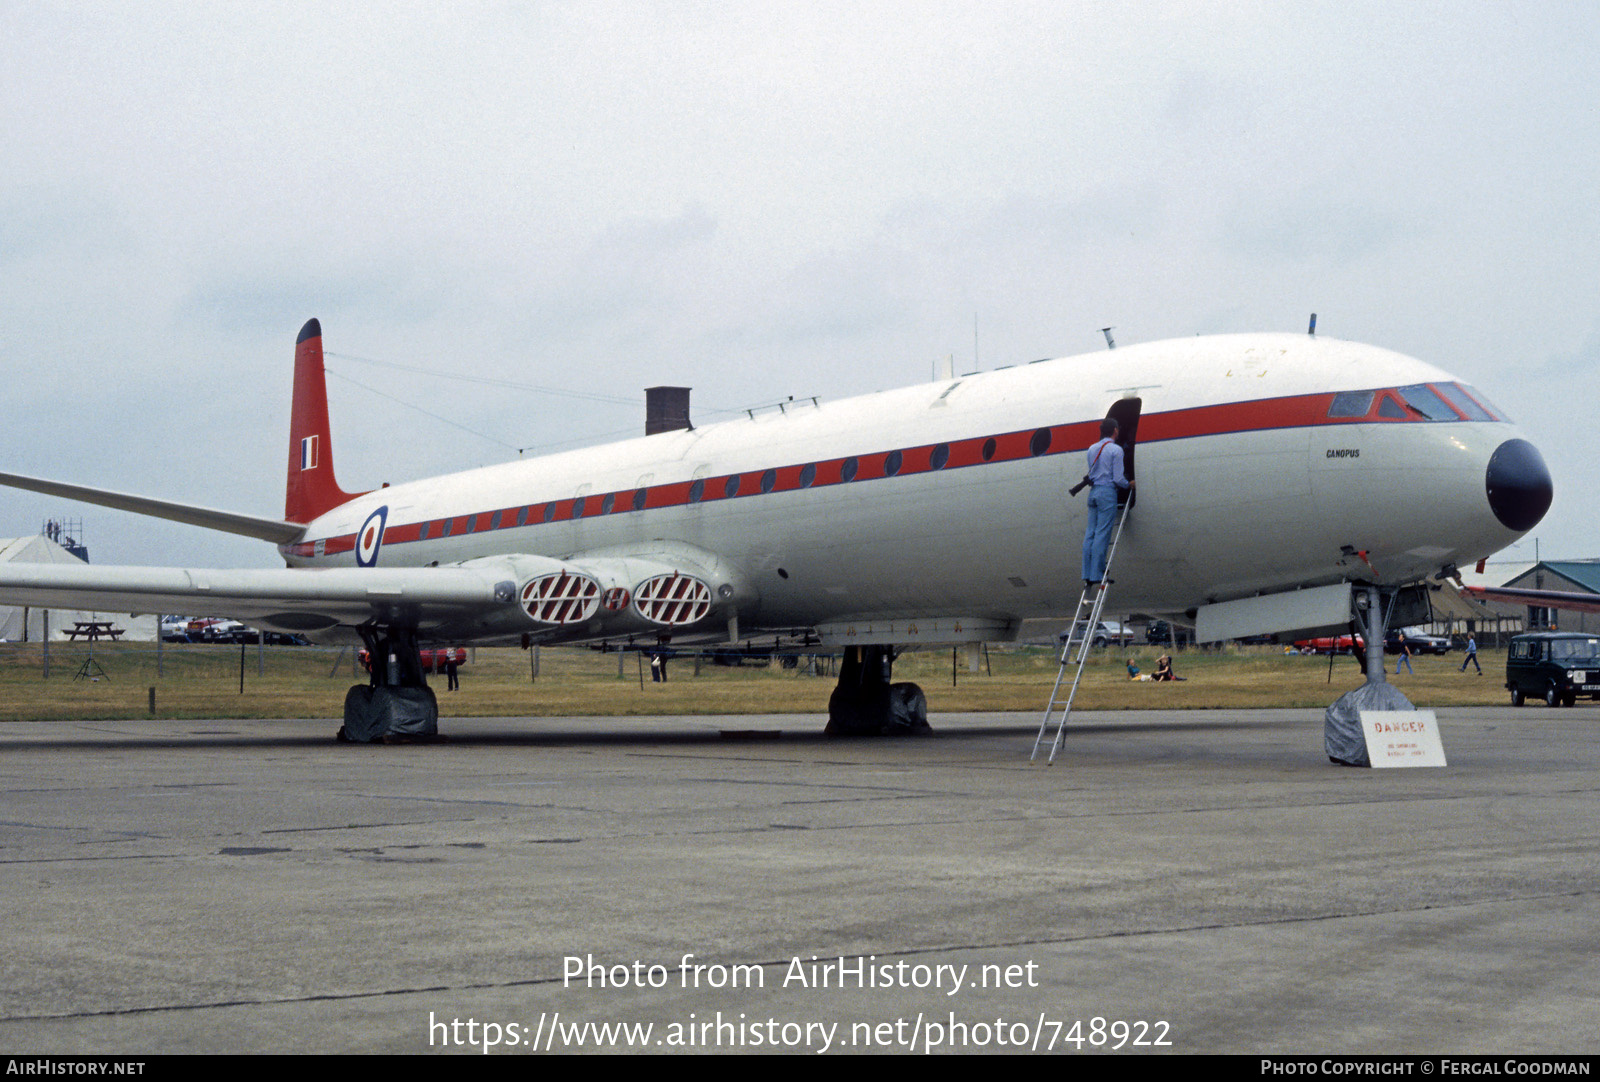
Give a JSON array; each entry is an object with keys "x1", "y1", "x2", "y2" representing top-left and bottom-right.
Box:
[
  {"x1": 1294, "y1": 634, "x2": 1362, "y2": 655},
  {"x1": 359, "y1": 647, "x2": 467, "y2": 674},
  {"x1": 1294, "y1": 630, "x2": 1453, "y2": 656}
]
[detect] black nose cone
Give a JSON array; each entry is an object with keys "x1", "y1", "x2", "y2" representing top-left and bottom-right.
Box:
[{"x1": 1486, "y1": 438, "x2": 1553, "y2": 532}]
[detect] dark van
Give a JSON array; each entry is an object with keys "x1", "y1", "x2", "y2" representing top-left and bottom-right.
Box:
[{"x1": 1505, "y1": 632, "x2": 1600, "y2": 707}]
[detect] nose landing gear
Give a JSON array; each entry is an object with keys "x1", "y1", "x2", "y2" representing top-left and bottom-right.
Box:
[{"x1": 1324, "y1": 583, "x2": 1416, "y2": 766}]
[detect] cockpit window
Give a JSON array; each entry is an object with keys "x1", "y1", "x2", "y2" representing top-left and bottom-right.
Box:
[
  {"x1": 1327, "y1": 383, "x2": 1509, "y2": 422},
  {"x1": 1435, "y1": 383, "x2": 1494, "y2": 422},
  {"x1": 1396, "y1": 384, "x2": 1460, "y2": 421},
  {"x1": 1327, "y1": 391, "x2": 1374, "y2": 418},
  {"x1": 1460, "y1": 384, "x2": 1509, "y2": 422}
]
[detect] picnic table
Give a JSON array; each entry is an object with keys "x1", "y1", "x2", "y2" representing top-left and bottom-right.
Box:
[{"x1": 65, "y1": 621, "x2": 123, "y2": 642}]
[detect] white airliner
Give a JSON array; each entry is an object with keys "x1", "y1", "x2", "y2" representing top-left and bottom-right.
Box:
[{"x1": 0, "y1": 320, "x2": 1553, "y2": 739}]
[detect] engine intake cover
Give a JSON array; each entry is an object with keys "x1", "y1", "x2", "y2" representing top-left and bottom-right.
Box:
[
  {"x1": 521, "y1": 572, "x2": 601, "y2": 625},
  {"x1": 634, "y1": 573, "x2": 712, "y2": 626}
]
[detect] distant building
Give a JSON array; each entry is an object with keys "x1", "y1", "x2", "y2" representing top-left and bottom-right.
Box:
[
  {"x1": 1429, "y1": 582, "x2": 1523, "y2": 646},
  {"x1": 1501, "y1": 560, "x2": 1600, "y2": 633}
]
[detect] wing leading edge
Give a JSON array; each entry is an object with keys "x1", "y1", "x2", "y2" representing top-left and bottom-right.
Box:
[
  {"x1": 0, "y1": 562, "x2": 520, "y2": 639},
  {"x1": 0, "y1": 543, "x2": 750, "y2": 646},
  {"x1": 0, "y1": 470, "x2": 305, "y2": 545}
]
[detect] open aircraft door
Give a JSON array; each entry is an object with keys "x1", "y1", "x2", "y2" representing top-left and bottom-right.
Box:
[{"x1": 1106, "y1": 397, "x2": 1141, "y2": 510}]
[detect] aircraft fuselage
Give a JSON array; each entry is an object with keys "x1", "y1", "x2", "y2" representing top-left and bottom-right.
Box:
[{"x1": 280, "y1": 333, "x2": 1538, "y2": 640}]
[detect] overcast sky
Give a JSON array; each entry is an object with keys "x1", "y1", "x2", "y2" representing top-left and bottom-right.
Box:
[{"x1": 3, "y1": 1, "x2": 1595, "y2": 577}]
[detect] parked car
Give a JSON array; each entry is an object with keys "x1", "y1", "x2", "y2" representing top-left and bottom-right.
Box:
[
  {"x1": 185, "y1": 617, "x2": 251, "y2": 643},
  {"x1": 1296, "y1": 629, "x2": 1455, "y2": 656},
  {"x1": 1059, "y1": 621, "x2": 1134, "y2": 648},
  {"x1": 359, "y1": 647, "x2": 467, "y2": 674},
  {"x1": 1294, "y1": 633, "x2": 1360, "y2": 655},
  {"x1": 1387, "y1": 626, "x2": 1453, "y2": 655},
  {"x1": 709, "y1": 647, "x2": 769, "y2": 667},
  {"x1": 1145, "y1": 621, "x2": 1192, "y2": 647},
  {"x1": 1505, "y1": 632, "x2": 1600, "y2": 707}
]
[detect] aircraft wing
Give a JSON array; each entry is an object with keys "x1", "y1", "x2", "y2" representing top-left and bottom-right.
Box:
[
  {"x1": 1462, "y1": 585, "x2": 1600, "y2": 616},
  {"x1": 0, "y1": 470, "x2": 305, "y2": 544},
  {"x1": 0, "y1": 562, "x2": 522, "y2": 638},
  {"x1": 0, "y1": 543, "x2": 749, "y2": 645}
]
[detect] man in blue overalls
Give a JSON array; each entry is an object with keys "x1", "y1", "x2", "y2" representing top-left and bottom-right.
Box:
[{"x1": 1082, "y1": 419, "x2": 1132, "y2": 587}]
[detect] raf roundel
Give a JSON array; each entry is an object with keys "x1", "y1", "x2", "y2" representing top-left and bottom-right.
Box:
[{"x1": 356, "y1": 506, "x2": 388, "y2": 567}]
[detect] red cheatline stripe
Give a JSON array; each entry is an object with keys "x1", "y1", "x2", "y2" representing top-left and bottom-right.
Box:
[{"x1": 287, "y1": 385, "x2": 1492, "y2": 558}]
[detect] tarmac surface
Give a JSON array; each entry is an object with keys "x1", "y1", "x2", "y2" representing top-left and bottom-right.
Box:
[{"x1": 0, "y1": 706, "x2": 1595, "y2": 1055}]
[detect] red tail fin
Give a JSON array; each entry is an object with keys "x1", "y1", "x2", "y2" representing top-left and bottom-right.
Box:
[{"x1": 285, "y1": 319, "x2": 363, "y2": 523}]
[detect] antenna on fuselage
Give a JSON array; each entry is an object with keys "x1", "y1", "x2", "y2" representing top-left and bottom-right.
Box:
[
  {"x1": 1101, "y1": 327, "x2": 1116, "y2": 350},
  {"x1": 1308, "y1": 313, "x2": 1317, "y2": 337}
]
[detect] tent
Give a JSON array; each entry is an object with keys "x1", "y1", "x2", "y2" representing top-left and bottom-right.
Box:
[{"x1": 0, "y1": 535, "x2": 156, "y2": 642}]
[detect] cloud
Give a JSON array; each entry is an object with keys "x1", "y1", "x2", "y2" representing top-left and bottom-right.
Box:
[
  {"x1": 182, "y1": 262, "x2": 444, "y2": 339},
  {"x1": 0, "y1": 185, "x2": 135, "y2": 264},
  {"x1": 1221, "y1": 194, "x2": 1415, "y2": 266}
]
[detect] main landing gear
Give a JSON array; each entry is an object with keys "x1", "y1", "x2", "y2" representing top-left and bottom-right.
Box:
[
  {"x1": 825, "y1": 645, "x2": 931, "y2": 736},
  {"x1": 338, "y1": 624, "x2": 440, "y2": 743}
]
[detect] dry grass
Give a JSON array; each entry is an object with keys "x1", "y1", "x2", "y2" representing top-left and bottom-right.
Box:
[{"x1": 0, "y1": 640, "x2": 1510, "y2": 722}]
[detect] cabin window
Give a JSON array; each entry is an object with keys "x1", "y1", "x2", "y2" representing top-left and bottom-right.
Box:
[
  {"x1": 798, "y1": 463, "x2": 817, "y2": 488},
  {"x1": 981, "y1": 438, "x2": 997, "y2": 461},
  {"x1": 1377, "y1": 395, "x2": 1407, "y2": 419},
  {"x1": 1029, "y1": 427, "x2": 1052, "y2": 456},
  {"x1": 930, "y1": 443, "x2": 950, "y2": 470},
  {"x1": 542, "y1": 503, "x2": 556, "y2": 523},
  {"x1": 600, "y1": 494, "x2": 614, "y2": 514},
  {"x1": 572, "y1": 497, "x2": 585, "y2": 518},
  {"x1": 689, "y1": 479, "x2": 705, "y2": 503},
  {"x1": 841, "y1": 457, "x2": 859, "y2": 482},
  {"x1": 516, "y1": 506, "x2": 529, "y2": 526},
  {"x1": 419, "y1": 522, "x2": 430, "y2": 540},
  {"x1": 725, "y1": 475, "x2": 741, "y2": 498},
  {"x1": 490, "y1": 510, "x2": 502, "y2": 530},
  {"x1": 632, "y1": 489, "x2": 647, "y2": 511},
  {"x1": 760, "y1": 469, "x2": 777, "y2": 493}
]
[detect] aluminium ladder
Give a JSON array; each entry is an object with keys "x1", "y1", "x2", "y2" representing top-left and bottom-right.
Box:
[{"x1": 1031, "y1": 505, "x2": 1130, "y2": 765}]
